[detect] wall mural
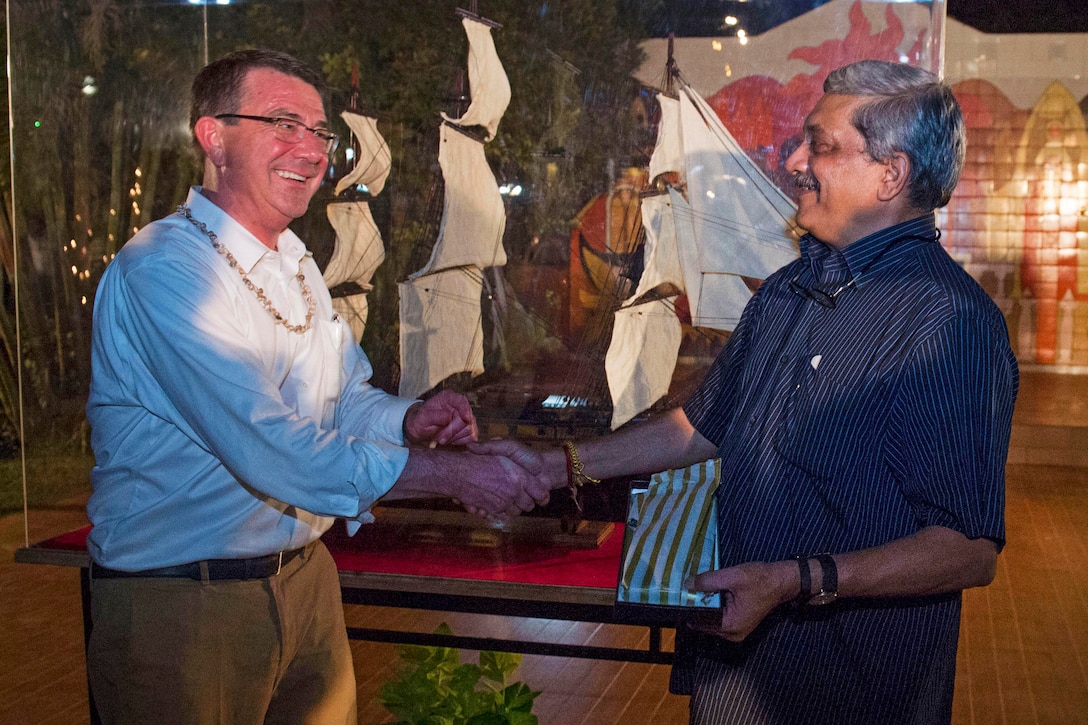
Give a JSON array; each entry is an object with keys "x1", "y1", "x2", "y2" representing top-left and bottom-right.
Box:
[{"x1": 948, "y1": 80, "x2": 1088, "y2": 365}]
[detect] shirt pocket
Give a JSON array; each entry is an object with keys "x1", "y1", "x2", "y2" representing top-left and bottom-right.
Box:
[
  {"x1": 283, "y1": 317, "x2": 344, "y2": 427},
  {"x1": 773, "y1": 353, "x2": 892, "y2": 483}
]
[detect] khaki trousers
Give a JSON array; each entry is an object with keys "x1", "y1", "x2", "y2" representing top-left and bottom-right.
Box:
[{"x1": 88, "y1": 541, "x2": 356, "y2": 725}]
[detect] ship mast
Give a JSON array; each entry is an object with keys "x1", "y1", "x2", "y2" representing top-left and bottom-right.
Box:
[{"x1": 665, "y1": 33, "x2": 678, "y2": 96}]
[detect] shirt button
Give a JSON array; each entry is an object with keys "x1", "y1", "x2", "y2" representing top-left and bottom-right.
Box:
[{"x1": 780, "y1": 354, "x2": 789, "y2": 363}]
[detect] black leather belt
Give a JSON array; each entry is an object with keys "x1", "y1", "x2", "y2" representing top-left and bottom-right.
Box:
[{"x1": 90, "y1": 547, "x2": 306, "y2": 581}]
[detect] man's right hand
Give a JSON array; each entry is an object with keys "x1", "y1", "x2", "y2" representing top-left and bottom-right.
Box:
[
  {"x1": 392, "y1": 408, "x2": 715, "y2": 520},
  {"x1": 388, "y1": 444, "x2": 557, "y2": 520},
  {"x1": 451, "y1": 445, "x2": 553, "y2": 519}
]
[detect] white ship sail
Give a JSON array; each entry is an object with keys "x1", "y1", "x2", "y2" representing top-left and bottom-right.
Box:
[
  {"x1": 334, "y1": 111, "x2": 392, "y2": 198},
  {"x1": 410, "y1": 123, "x2": 507, "y2": 277},
  {"x1": 324, "y1": 111, "x2": 391, "y2": 342},
  {"x1": 440, "y1": 17, "x2": 510, "y2": 142},
  {"x1": 398, "y1": 267, "x2": 486, "y2": 400},
  {"x1": 676, "y1": 86, "x2": 799, "y2": 321},
  {"x1": 605, "y1": 298, "x2": 682, "y2": 430},
  {"x1": 605, "y1": 75, "x2": 801, "y2": 429},
  {"x1": 399, "y1": 13, "x2": 510, "y2": 398}
]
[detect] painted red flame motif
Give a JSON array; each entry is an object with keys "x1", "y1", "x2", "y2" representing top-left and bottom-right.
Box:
[{"x1": 706, "y1": 1, "x2": 926, "y2": 192}]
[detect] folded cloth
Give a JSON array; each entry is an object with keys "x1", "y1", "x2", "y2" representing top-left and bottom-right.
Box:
[{"x1": 618, "y1": 459, "x2": 720, "y2": 608}]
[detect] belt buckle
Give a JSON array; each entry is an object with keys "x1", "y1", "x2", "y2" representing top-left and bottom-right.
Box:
[{"x1": 275, "y1": 551, "x2": 283, "y2": 577}]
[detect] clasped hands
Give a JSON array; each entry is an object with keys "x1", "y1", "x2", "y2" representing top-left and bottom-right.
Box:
[
  {"x1": 403, "y1": 392, "x2": 552, "y2": 519},
  {"x1": 404, "y1": 394, "x2": 789, "y2": 640}
]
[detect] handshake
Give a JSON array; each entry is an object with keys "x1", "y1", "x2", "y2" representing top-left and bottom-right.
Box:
[{"x1": 390, "y1": 390, "x2": 566, "y2": 519}]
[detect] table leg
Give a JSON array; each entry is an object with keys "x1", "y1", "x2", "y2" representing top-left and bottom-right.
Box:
[{"x1": 80, "y1": 568, "x2": 102, "y2": 725}]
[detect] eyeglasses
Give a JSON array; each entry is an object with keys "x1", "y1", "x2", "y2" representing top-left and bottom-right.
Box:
[
  {"x1": 788, "y1": 276, "x2": 855, "y2": 308},
  {"x1": 787, "y1": 231, "x2": 939, "y2": 309},
  {"x1": 215, "y1": 114, "x2": 339, "y2": 155}
]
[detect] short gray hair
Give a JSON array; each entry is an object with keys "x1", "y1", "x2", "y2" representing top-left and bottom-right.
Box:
[{"x1": 824, "y1": 60, "x2": 965, "y2": 211}]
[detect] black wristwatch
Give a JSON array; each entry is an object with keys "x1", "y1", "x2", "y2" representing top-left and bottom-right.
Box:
[
  {"x1": 808, "y1": 553, "x2": 838, "y2": 605},
  {"x1": 795, "y1": 555, "x2": 812, "y2": 603}
]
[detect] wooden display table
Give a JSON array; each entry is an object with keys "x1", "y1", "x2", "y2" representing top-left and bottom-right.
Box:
[
  {"x1": 16, "y1": 515, "x2": 675, "y2": 666},
  {"x1": 18, "y1": 515, "x2": 678, "y2": 724}
]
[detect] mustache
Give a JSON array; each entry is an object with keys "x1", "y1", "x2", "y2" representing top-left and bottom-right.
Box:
[{"x1": 792, "y1": 171, "x2": 819, "y2": 192}]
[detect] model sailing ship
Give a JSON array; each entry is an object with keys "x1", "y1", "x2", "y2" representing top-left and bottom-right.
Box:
[
  {"x1": 322, "y1": 21, "x2": 801, "y2": 440},
  {"x1": 323, "y1": 108, "x2": 391, "y2": 344},
  {"x1": 398, "y1": 8, "x2": 510, "y2": 400},
  {"x1": 604, "y1": 49, "x2": 801, "y2": 429}
]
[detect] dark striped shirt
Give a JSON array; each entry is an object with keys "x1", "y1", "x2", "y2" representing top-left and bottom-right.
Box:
[{"x1": 678, "y1": 215, "x2": 1019, "y2": 724}]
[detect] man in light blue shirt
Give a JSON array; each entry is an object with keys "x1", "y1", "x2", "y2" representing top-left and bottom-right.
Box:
[{"x1": 85, "y1": 49, "x2": 548, "y2": 724}]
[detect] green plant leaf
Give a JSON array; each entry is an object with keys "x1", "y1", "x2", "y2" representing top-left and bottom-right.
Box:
[
  {"x1": 380, "y1": 674, "x2": 444, "y2": 720},
  {"x1": 396, "y1": 622, "x2": 459, "y2": 667},
  {"x1": 479, "y1": 650, "x2": 522, "y2": 683},
  {"x1": 465, "y1": 713, "x2": 508, "y2": 725},
  {"x1": 378, "y1": 624, "x2": 539, "y2": 724},
  {"x1": 506, "y1": 712, "x2": 539, "y2": 725},
  {"x1": 394, "y1": 642, "x2": 431, "y2": 664},
  {"x1": 450, "y1": 663, "x2": 483, "y2": 692},
  {"x1": 500, "y1": 682, "x2": 541, "y2": 712},
  {"x1": 420, "y1": 716, "x2": 456, "y2": 725}
]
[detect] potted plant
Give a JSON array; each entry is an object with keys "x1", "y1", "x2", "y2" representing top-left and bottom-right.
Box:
[{"x1": 378, "y1": 623, "x2": 541, "y2": 725}]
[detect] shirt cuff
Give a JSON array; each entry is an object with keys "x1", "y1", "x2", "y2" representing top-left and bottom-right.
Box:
[
  {"x1": 347, "y1": 439, "x2": 410, "y2": 530},
  {"x1": 344, "y1": 512, "x2": 375, "y2": 535},
  {"x1": 376, "y1": 396, "x2": 421, "y2": 445}
]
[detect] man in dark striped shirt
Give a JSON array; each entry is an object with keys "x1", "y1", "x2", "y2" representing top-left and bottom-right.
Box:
[{"x1": 480, "y1": 59, "x2": 1018, "y2": 723}]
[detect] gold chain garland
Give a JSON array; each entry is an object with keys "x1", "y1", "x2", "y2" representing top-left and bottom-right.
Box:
[{"x1": 178, "y1": 205, "x2": 315, "y2": 335}]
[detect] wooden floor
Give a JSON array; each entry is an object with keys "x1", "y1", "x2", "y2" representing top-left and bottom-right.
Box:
[{"x1": 2, "y1": 370, "x2": 1087, "y2": 724}]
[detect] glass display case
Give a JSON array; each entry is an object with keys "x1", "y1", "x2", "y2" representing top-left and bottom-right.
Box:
[{"x1": 6, "y1": 0, "x2": 1083, "y2": 541}]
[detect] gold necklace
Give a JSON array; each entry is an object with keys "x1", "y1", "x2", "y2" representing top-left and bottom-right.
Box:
[{"x1": 178, "y1": 205, "x2": 316, "y2": 335}]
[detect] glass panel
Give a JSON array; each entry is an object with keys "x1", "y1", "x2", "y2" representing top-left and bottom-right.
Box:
[
  {"x1": 16, "y1": 0, "x2": 1082, "y2": 543},
  {"x1": 6, "y1": 1, "x2": 209, "y2": 541}
]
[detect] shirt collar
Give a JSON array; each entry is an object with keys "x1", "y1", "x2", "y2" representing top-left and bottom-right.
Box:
[
  {"x1": 798, "y1": 214, "x2": 939, "y2": 289},
  {"x1": 184, "y1": 187, "x2": 310, "y2": 273}
]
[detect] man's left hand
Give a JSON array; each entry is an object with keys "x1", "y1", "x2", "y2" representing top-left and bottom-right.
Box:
[
  {"x1": 404, "y1": 391, "x2": 479, "y2": 447},
  {"x1": 686, "y1": 560, "x2": 796, "y2": 642}
]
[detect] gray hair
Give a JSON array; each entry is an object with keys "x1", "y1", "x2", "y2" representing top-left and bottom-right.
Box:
[{"x1": 824, "y1": 60, "x2": 965, "y2": 211}]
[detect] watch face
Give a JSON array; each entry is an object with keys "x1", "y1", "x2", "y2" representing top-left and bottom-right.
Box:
[{"x1": 809, "y1": 590, "x2": 837, "y2": 606}]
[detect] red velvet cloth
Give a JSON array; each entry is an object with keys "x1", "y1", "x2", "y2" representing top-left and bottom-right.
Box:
[
  {"x1": 31, "y1": 522, "x2": 624, "y2": 590},
  {"x1": 35, "y1": 525, "x2": 92, "y2": 550},
  {"x1": 323, "y1": 520, "x2": 623, "y2": 589}
]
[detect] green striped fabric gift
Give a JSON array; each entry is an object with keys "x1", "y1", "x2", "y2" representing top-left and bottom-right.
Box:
[{"x1": 618, "y1": 459, "x2": 721, "y2": 608}]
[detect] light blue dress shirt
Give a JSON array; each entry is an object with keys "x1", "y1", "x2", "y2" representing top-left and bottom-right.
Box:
[{"x1": 87, "y1": 188, "x2": 415, "y2": 570}]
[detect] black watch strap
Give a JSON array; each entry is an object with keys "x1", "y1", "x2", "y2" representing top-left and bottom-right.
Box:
[
  {"x1": 795, "y1": 555, "x2": 812, "y2": 602},
  {"x1": 811, "y1": 553, "x2": 838, "y2": 605}
]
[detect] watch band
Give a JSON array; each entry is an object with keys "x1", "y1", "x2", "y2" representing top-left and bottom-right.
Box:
[
  {"x1": 795, "y1": 555, "x2": 812, "y2": 602},
  {"x1": 811, "y1": 553, "x2": 838, "y2": 605}
]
